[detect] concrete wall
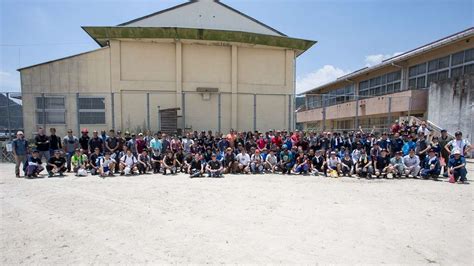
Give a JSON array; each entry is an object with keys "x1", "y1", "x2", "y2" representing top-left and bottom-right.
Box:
[
  {"x1": 20, "y1": 39, "x2": 296, "y2": 137},
  {"x1": 428, "y1": 74, "x2": 473, "y2": 143}
]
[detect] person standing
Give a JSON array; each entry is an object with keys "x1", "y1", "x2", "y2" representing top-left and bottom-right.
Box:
[
  {"x1": 63, "y1": 129, "x2": 79, "y2": 172},
  {"x1": 106, "y1": 129, "x2": 120, "y2": 170},
  {"x1": 88, "y1": 130, "x2": 104, "y2": 153},
  {"x1": 445, "y1": 131, "x2": 471, "y2": 157},
  {"x1": 35, "y1": 127, "x2": 50, "y2": 162},
  {"x1": 438, "y1": 129, "x2": 453, "y2": 176},
  {"x1": 12, "y1": 131, "x2": 29, "y2": 177},
  {"x1": 79, "y1": 129, "x2": 90, "y2": 155},
  {"x1": 49, "y1": 128, "x2": 62, "y2": 157}
]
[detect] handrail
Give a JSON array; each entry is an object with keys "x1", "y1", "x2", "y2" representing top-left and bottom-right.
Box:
[{"x1": 399, "y1": 116, "x2": 455, "y2": 138}]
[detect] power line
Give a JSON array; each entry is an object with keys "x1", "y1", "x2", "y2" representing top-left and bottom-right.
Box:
[{"x1": 0, "y1": 42, "x2": 92, "y2": 47}]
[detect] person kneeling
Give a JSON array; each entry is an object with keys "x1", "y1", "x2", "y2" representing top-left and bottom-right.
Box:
[
  {"x1": 326, "y1": 151, "x2": 341, "y2": 177},
  {"x1": 189, "y1": 154, "x2": 205, "y2": 178},
  {"x1": 293, "y1": 153, "x2": 310, "y2": 175},
  {"x1": 250, "y1": 150, "x2": 264, "y2": 174},
  {"x1": 137, "y1": 149, "x2": 152, "y2": 174},
  {"x1": 120, "y1": 149, "x2": 138, "y2": 176},
  {"x1": 46, "y1": 150, "x2": 67, "y2": 177},
  {"x1": 448, "y1": 150, "x2": 469, "y2": 184},
  {"x1": 98, "y1": 152, "x2": 116, "y2": 178},
  {"x1": 374, "y1": 149, "x2": 390, "y2": 178},
  {"x1": 162, "y1": 151, "x2": 177, "y2": 175},
  {"x1": 206, "y1": 154, "x2": 223, "y2": 178},
  {"x1": 420, "y1": 149, "x2": 441, "y2": 180},
  {"x1": 71, "y1": 148, "x2": 88, "y2": 176}
]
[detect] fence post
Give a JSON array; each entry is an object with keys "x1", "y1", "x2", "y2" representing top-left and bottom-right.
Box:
[
  {"x1": 146, "y1": 93, "x2": 150, "y2": 130},
  {"x1": 288, "y1": 94, "x2": 291, "y2": 132},
  {"x1": 42, "y1": 93, "x2": 46, "y2": 129},
  {"x1": 6, "y1": 93, "x2": 11, "y2": 140},
  {"x1": 322, "y1": 96, "x2": 326, "y2": 131},
  {"x1": 253, "y1": 94, "x2": 257, "y2": 132},
  {"x1": 76, "y1": 92, "x2": 80, "y2": 134},
  {"x1": 157, "y1": 106, "x2": 161, "y2": 131},
  {"x1": 182, "y1": 92, "x2": 186, "y2": 130},
  {"x1": 218, "y1": 93, "x2": 221, "y2": 133},
  {"x1": 355, "y1": 95, "x2": 359, "y2": 129},
  {"x1": 111, "y1": 92, "x2": 115, "y2": 130},
  {"x1": 388, "y1": 96, "x2": 392, "y2": 130},
  {"x1": 408, "y1": 96, "x2": 412, "y2": 117}
]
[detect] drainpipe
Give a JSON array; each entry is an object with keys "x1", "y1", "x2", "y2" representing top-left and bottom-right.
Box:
[{"x1": 391, "y1": 62, "x2": 403, "y2": 68}]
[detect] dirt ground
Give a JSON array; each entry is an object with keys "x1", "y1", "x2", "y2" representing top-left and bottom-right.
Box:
[{"x1": 1, "y1": 162, "x2": 472, "y2": 264}]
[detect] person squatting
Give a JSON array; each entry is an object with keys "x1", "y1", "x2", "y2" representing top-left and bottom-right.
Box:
[{"x1": 11, "y1": 121, "x2": 471, "y2": 184}]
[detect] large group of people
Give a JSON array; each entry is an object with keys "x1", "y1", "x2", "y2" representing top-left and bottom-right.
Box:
[{"x1": 10, "y1": 120, "x2": 471, "y2": 184}]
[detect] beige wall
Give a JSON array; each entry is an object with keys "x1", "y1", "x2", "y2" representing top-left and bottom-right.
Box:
[{"x1": 20, "y1": 39, "x2": 296, "y2": 138}]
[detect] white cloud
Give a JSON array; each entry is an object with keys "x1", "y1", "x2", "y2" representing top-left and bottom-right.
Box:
[
  {"x1": 296, "y1": 65, "x2": 350, "y2": 94},
  {"x1": 0, "y1": 70, "x2": 21, "y2": 92},
  {"x1": 364, "y1": 52, "x2": 402, "y2": 67}
]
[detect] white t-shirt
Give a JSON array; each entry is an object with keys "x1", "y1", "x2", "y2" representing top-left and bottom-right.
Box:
[
  {"x1": 100, "y1": 158, "x2": 114, "y2": 168},
  {"x1": 121, "y1": 154, "x2": 137, "y2": 166},
  {"x1": 447, "y1": 139, "x2": 470, "y2": 155},
  {"x1": 327, "y1": 157, "x2": 341, "y2": 168},
  {"x1": 266, "y1": 154, "x2": 278, "y2": 165},
  {"x1": 236, "y1": 153, "x2": 250, "y2": 165}
]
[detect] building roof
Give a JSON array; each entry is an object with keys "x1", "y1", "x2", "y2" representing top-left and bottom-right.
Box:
[
  {"x1": 302, "y1": 27, "x2": 474, "y2": 95},
  {"x1": 82, "y1": 26, "x2": 315, "y2": 53},
  {"x1": 117, "y1": 0, "x2": 286, "y2": 37}
]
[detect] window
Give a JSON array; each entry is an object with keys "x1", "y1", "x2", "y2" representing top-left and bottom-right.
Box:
[
  {"x1": 428, "y1": 56, "x2": 449, "y2": 72},
  {"x1": 464, "y1": 63, "x2": 474, "y2": 75},
  {"x1": 393, "y1": 82, "x2": 401, "y2": 92},
  {"x1": 359, "y1": 70, "x2": 401, "y2": 97},
  {"x1": 36, "y1": 97, "x2": 66, "y2": 124},
  {"x1": 416, "y1": 76, "x2": 426, "y2": 89},
  {"x1": 78, "y1": 97, "x2": 106, "y2": 124},
  {"x1": 438, "y1": 70, "x2": 449, "y2": 81},
  {"x1": 451, "y1": 66, "x2": 463, "y2": 78},
  {"x1": 451, "y1": 51, "x2": 464, "y2": 66},
  {"x1": 408, "y1": 78, "x2": 416, "y2": 89},
  {"x1": 409, "y1": 63, "x2": 426, "y2": 77},
  {"x1": 465, "y1": 48, "x2": 474, "y2": 63},
  {"x1": 407, "y1": 48, "x2": 472, "y2": 86}
]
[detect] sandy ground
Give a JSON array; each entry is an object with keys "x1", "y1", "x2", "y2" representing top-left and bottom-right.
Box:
[{"x1": 1, "y1": 162, "x2": 473, "y2": 264}]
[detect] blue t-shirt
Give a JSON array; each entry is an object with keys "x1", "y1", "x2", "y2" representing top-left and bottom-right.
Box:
[{"x1": 448, "y1": 156, "x2": 466, "y2": 168}]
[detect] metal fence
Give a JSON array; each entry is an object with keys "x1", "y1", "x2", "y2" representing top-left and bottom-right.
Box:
[{"x1": 0, "y1": 92, "x2": 23, "y2": 140}]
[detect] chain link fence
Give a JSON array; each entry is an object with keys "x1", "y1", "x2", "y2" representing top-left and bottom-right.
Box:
[{"x1": 0, "y1": 92, "x2": 23, "y2": 162}]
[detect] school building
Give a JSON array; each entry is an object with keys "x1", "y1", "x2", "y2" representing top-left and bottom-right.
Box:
[
  {"x1": 18, "y1": 0, "x2": 316, "y2": 138},
  {"x1": 297, "y1": 28, "x2": 473, "y2": 136}
]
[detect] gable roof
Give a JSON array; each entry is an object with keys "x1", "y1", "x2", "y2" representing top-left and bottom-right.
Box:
[{"x1": 117, "y1": 0, "x2": 286, "y2": 37}]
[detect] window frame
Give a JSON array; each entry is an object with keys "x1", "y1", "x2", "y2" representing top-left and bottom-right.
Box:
[
  {"x1": 78, "y1": 96, "x2": 106, "y2": 125},
  {"x1": 35, "y1": 96, "x2": 66, "y2": 125}
]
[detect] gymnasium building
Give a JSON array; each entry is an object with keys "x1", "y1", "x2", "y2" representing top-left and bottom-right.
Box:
[{"x1": 18, "y1": 0, "x2": 316, "y2": 137}]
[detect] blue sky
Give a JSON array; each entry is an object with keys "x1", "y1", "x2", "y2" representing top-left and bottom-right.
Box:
[{"x1": 1, "y1": 0, "x2": 472, "y2": 93}]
